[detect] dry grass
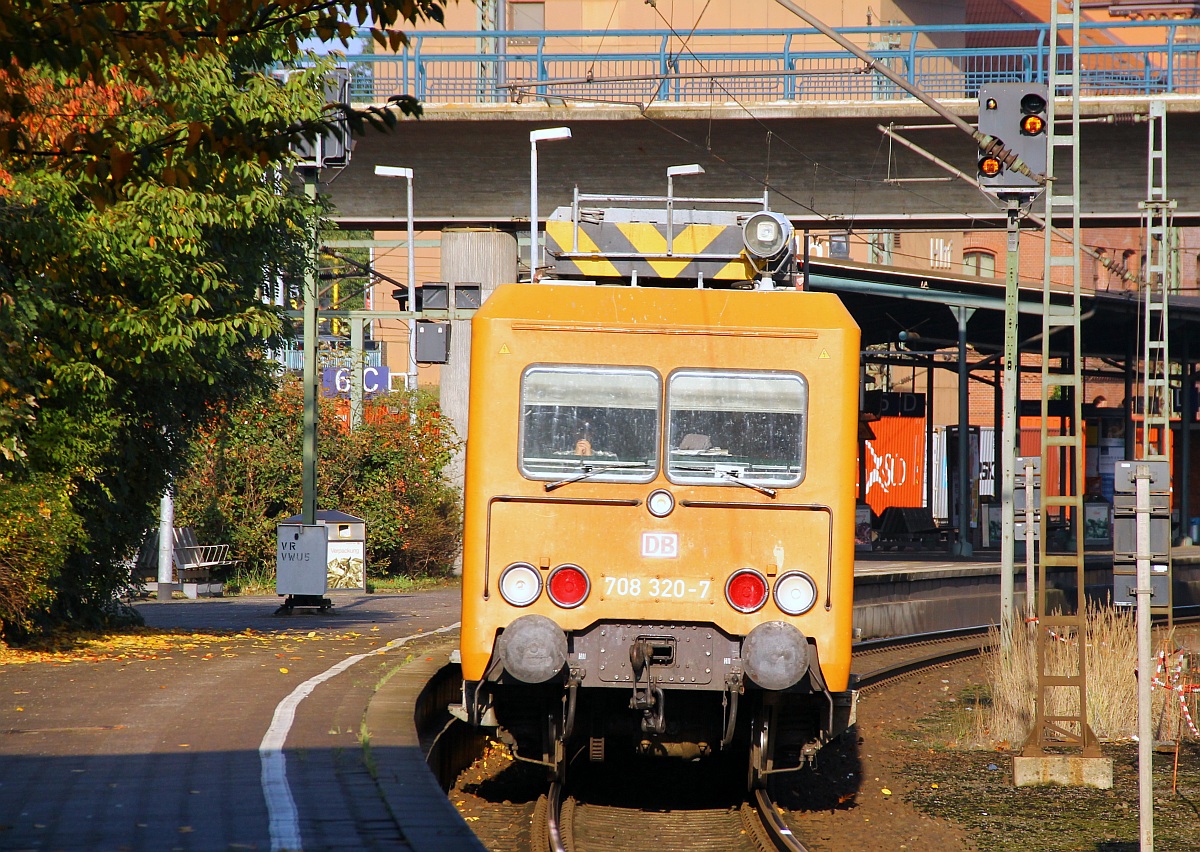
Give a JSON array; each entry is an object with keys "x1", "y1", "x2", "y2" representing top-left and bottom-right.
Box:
[{"x1": 975, "y1": 604, "x2": 1191, "y2": 748}]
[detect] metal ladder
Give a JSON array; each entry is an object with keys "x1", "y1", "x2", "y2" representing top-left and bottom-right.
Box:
[
  {"x1": 1140, "y1": 100, "x2": 1174, "y2": 623},
  {"x1": 1026, "y1": 1, "x2": 1100, "y2": 757}
]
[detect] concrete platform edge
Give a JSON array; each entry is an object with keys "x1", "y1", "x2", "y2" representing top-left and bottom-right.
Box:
[{"x1": 366, "y1": 633, "x2": 488, "y2": 852}]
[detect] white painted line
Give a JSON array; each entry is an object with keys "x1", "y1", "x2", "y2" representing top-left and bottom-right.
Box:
[{"x1": 260, "y1": 623, "x2": 461, "y2": 852}]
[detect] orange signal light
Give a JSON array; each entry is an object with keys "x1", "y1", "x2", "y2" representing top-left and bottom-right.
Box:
[
  {"x1": 978, "y1": 156, "x2": 1003, "y2": 178},
  {"x1": 1020, "y1": 114, "x2": 1046, "y2": 136}
]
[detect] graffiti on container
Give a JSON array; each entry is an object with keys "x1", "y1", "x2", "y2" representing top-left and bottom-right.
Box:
[{"x1": 865, "y1": 440, "x2": 909, "y2": 496}]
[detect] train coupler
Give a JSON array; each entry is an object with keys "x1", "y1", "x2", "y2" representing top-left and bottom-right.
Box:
[
  {"x1": 628, "y1": 638, "x2": 667, "y2": 734},
  {"x1": 631, "y1": 683, "x2": 666, "y2": 735}
]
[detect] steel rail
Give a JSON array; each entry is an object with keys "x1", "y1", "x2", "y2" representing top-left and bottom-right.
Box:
[
  {"x1": 855, "y1": 635, "x2": 992, "y2": 693},
  {"x1": 546, "y1": 781, "x2": 568, "y2": 852},
  {"x1": 752, "y1": 787, "x2": 810, "y2": 852}
]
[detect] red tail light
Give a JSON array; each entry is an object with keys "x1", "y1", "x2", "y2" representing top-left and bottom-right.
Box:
[
  {"x1": 725, "y1": 569, "x2": 768, "y2": 613},
  {"x1": 547, "y1": 564, "x2": 590, "y2": 608}
]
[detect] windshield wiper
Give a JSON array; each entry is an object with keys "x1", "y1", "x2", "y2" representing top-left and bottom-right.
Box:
[
  {"x1": 544, "y1": 461, "x2": 653, "y2": 492},
  {"x1": 673, "y1": 465, "x2": 777, "y2": 499}
]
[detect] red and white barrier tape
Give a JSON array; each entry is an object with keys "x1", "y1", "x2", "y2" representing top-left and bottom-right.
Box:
[{"x1": 1151, "y1": 649, "x2": 1200, "y2": 738}]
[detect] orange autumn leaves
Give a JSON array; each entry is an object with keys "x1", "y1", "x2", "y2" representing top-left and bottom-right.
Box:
[
  {"x1": 0, "y1": 64, "x2": 149, "y2": 192},
  {"x1": 0, "y1": 626, "x2": 379, "y2": 665}
]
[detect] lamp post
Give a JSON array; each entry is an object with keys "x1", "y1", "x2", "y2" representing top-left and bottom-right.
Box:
[
  {"x1": 666, "y1": 163, "x2": 705, "y2": 255},
  {"x1": 301, "y1": 172, "x2": 319, "y2": 525},
  {"x1": 374, "y1": 165, "x2": 418, "y2": 392},
  {"x1": 529, "y1": 127, "x2": 572, "y2": 280}
]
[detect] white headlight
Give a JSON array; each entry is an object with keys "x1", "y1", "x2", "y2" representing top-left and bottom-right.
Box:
[
  {"x1": 499, "y1": 563, "x2": 542, "y2": 607},
  {"x1": 647, "y1": 489, "x2": 675, "y2": 518},
  {"x1": 773, "y1": 571, "x2": 817, "y2": 615}
]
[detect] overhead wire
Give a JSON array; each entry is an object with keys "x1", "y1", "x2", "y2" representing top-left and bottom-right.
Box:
[
  {"x1": 585, "y1": 0, "x2": 622, "y2": 81},
  {"x1": 635, "y1": 4, "x2": 1008, "y2": 231},
  {"x1": 456, "y1": 13, "x2": 1183, "y2": 298},
  {"x1": 500, "y1": 17, "x2": 1018, "y2": 232}
]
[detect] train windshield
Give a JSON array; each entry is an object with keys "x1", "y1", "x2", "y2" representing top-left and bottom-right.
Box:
[
  {"x1": 520, "y1": 366, "x2": 660, "y2": 483},
  {"x1": 666, "y1": 370, "x2": 807, "y2": 487}
]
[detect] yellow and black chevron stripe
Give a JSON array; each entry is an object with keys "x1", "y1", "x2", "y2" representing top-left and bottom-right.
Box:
[{"x1": 544, "y1": 220, "x2": 757, "y2": 281}]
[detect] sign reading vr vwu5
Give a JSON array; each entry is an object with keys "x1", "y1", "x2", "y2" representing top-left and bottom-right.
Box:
[
  {"x1": 642, "y1": 532, "x2": 679, "y2": 558},
  {"x1": 276, "y1": 524, "x2": 328, "y2": 596}
]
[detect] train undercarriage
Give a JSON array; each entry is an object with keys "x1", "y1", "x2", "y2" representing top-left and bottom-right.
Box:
[{"x1": 452, "y1": 618, "x2": 857, "y2": 790}]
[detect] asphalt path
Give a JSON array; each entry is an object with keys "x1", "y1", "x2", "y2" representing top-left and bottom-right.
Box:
[{"x1": 0, "y1": 588, "x2": 462, "y2": 852}]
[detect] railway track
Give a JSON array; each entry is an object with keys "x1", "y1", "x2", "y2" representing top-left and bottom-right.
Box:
[
  {"x1": 853, "y1": 626, "x2": 993, "y2": 692},
  {"x1": 530, "y1": 780, "x2": 805, "y2": 852},
  {"x1": 520, "y1": 627, "x2": 1004, "y2": 852},
  {"x1": 440, "y1": 610, "x2": 1200, "y2": 852}
]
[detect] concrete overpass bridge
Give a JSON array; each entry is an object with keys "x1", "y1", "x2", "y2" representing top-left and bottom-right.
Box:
[
  {"x1": 321, "y1": 19, "x2": 1200, "y2": 230},
  {"x1": 300, "y1": 19, "x2": 1200, "y2": 540}
]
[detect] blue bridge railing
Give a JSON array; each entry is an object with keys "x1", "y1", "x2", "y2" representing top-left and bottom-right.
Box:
[{"x1": 331, "y1": 20, "x2": 1200, "y2": 106}]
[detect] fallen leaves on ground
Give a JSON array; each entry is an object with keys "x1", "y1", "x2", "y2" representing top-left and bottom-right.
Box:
[{"x1": 0, "y1": 627, "x2": 388, "y2": 666}]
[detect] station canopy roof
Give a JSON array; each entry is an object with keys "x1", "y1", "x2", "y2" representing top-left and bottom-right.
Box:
[{"x1": 802, "y1": 257, "x2": 1200, "y2": 361}]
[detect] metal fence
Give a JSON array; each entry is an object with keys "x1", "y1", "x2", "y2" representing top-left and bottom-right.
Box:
[
  {"x1": 331, "y1": 20, "x2": 1200, "y2": 106},
  {"x1": 272, "y1": 342, "x2": 384, "y2": 372}
]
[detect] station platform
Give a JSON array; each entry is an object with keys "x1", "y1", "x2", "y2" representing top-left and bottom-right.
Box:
[{"x1": 850, "y1": 544, "x2": 1200, "y2": 639}]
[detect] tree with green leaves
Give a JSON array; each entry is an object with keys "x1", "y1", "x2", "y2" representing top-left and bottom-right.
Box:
[{"x1": 0, "y1": 0, "x2": 449, "y2": 637}]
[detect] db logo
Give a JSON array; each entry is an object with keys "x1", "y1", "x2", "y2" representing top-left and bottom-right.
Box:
[{"x1": 641, "y1": 532, "x2": 679, "y2": 558}]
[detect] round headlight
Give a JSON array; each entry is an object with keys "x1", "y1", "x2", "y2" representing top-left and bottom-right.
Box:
[
  {"x1": 742, "y1": 211, "x2": 793, "y2": 259},
  {"x1": 547, "y1": 563, "x2": 590, "y2": 608},
  {"x1": 773, "y1": 571, "x2": 818, "y2": 615},
  {"x1": 498, "y1": 562, "x2": 542, "y2": 607},
  {"x1": 647, "y1": 489, "x2": 675, "y2": 518},
  {"x1": 725, "y1": 568, "x2": 769, "y2": 613}
]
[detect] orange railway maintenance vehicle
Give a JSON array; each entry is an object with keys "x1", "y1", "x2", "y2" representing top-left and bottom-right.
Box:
[{"x1": 452, "y1": 280, "x2": 860, "y2": 789}]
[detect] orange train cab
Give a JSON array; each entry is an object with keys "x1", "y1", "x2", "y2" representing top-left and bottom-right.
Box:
[{"x1": 454, "y1": 283, "x2": 860, "y2": 785}]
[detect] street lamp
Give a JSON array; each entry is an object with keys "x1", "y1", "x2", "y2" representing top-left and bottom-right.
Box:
[
  {"x1": 373, "y1": 165, "x2": 418, "y2": 392},
  {"x1": 666, "y1": 164, "x2": 705, "y2": 255},
  {"x1": 529, "y1": 127, "x2": 572, "y2": 280}
]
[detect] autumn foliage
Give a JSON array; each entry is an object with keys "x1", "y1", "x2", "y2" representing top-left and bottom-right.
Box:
[
  {"x1": 176, "y1": 377, "x2": 462, "y2": 585},
  {"x1": 0, "y1": 0, "x2": 449, "y2": 637}
]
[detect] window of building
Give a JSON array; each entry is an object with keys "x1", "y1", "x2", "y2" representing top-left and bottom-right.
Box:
[
  {"x1": 508, "y1": 1, "x2": 544, "y2": 45},
  {"x1": 930, "y1": 237, "x2": 953, "y2": 270},
  {"x1": 963, "y1": 250, "x2": 996, "y2": 278}
]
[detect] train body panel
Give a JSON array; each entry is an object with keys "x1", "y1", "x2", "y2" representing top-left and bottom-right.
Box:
[{"x1": 461, "y1": 284, "x2": 858, "y2": 681}]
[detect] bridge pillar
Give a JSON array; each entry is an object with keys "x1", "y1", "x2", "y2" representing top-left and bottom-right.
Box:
[{"x1": 440, "y1": 228, "x2": 519, "y2": 571}]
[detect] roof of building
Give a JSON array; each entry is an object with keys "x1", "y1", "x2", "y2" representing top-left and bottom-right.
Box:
[{"x1": 803, "y1": 255, "x2": 1200, "y2": 360}]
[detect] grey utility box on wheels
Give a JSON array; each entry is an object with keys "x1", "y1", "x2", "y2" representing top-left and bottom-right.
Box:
[
  {"x1": 281, "y1": 510, "x2": 367, "y2": 591},
  {"x1": 276, "y1": 523, "x2": 329, "y2": 613}
]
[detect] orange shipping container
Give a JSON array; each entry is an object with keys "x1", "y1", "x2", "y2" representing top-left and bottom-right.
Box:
[{"x1": 859, "y1": 416, "x2": 926, "y2": 516}]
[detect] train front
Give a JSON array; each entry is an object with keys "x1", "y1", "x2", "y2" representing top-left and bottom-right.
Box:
[{"x1": 454, "y1": 284, "x2": 860, "y2": 786}]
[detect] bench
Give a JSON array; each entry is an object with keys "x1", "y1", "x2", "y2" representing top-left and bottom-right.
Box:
[
  {"x1": 873, "y1": 506, "x2": 948, "y2": 551},
  {"x1": 133, "y1": 527, "x2": 233, "y2": 598}
]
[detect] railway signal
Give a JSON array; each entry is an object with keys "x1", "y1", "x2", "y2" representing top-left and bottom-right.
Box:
[{"x1": 976, "y1": 83, "x2": 1048, "y2": 196}]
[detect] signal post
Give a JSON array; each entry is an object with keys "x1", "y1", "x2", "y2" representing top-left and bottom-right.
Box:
[{"x1": 976, "y1": 83, "x2": 1049, "y2": 650}]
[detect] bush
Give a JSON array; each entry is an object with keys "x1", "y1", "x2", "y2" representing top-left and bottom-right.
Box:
[
  {"x1": 0, "y1": 475, "x2": 84, "y2": 635},
  {"x1": 176, "y1": 376, "x2": 462, "y2": 584}
]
